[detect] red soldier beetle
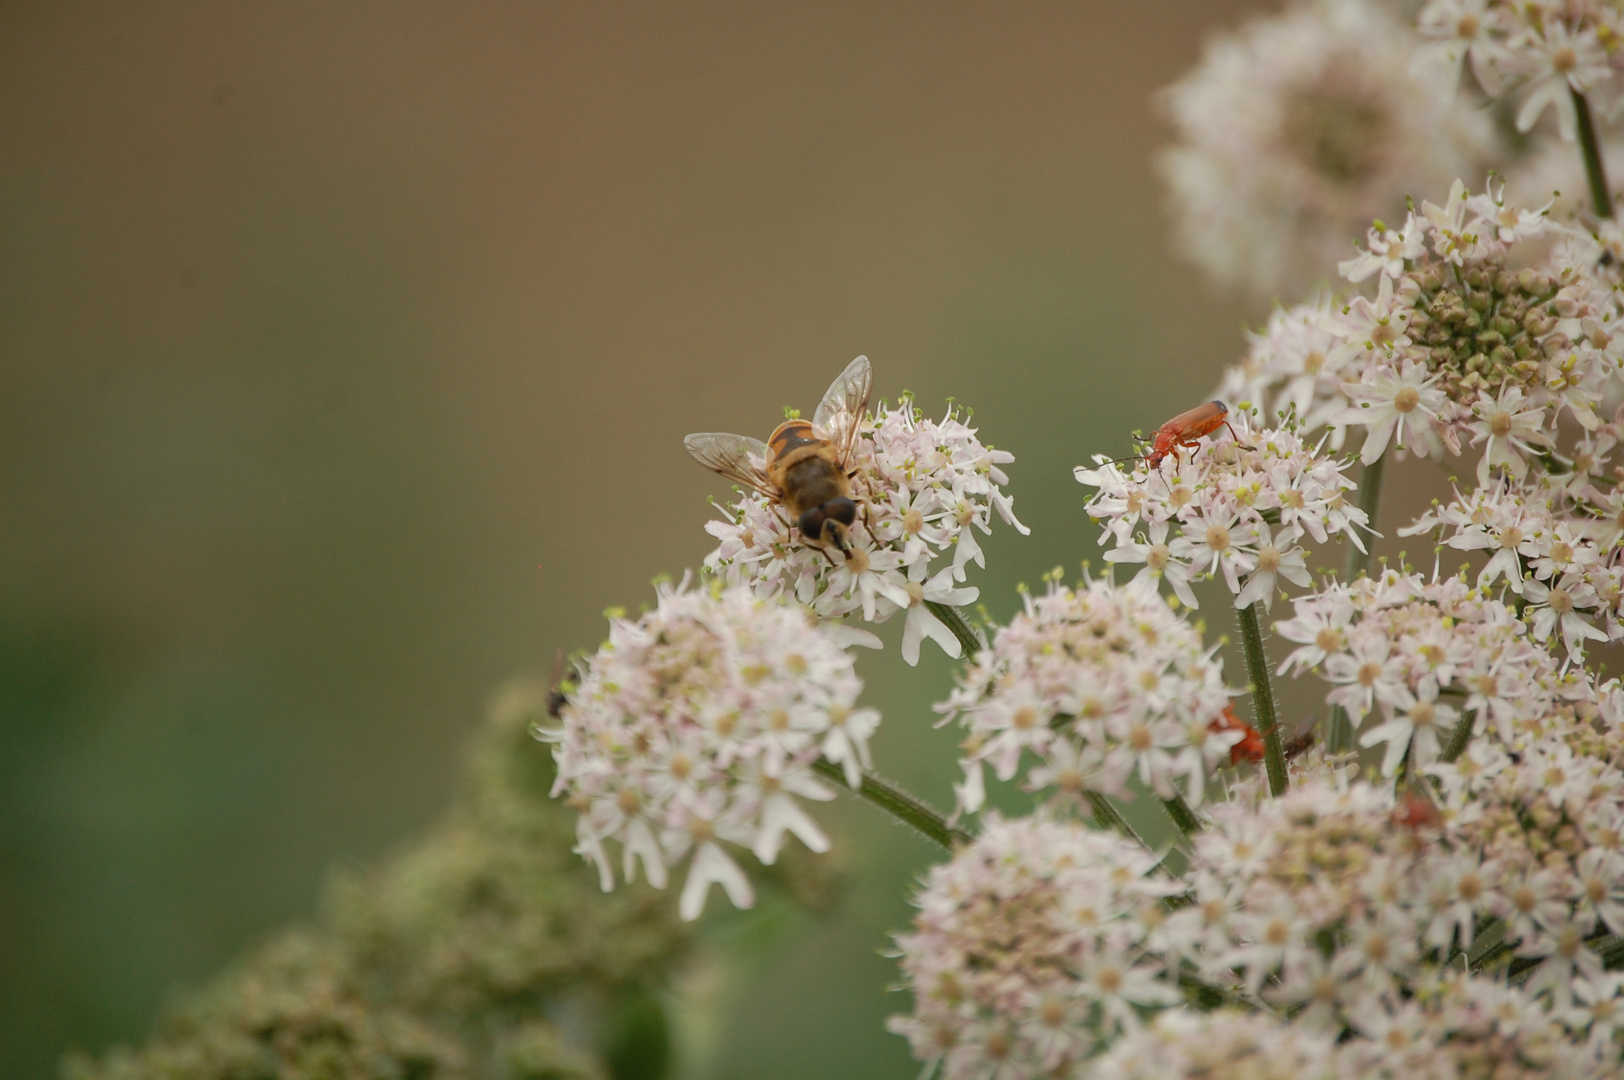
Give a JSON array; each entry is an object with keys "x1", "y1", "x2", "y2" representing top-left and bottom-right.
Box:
[{"x1": 1103, "y1": 400, "x2": 1240, "y2": 474}]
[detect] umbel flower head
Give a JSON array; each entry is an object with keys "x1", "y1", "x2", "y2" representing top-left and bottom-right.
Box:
[
  {"x1": 1219, "y1": 178, "x2": 1624, "y2": 480},
  {"x1": 1275, "y1": 568, "x2": 1614, "y2": 771},
  {"x1": 1158, "y1": 0, "x2": 1497, "y2": 300},
  {"x1": 702, "y1": 392, "x2": 1026, "y2": 665},
  {"x1": 542, "y1": 577, "x2": 879, "y2": 921},
  {"x1": 939, "y1": 575, "x2": 1236, "y2": 814},
  {"x1": 1075, "y1": 413, "x2": 1366, "y2": 613},
  {"x1": 888, "y1": 815, "x2": 1180, "y2": 1080}
]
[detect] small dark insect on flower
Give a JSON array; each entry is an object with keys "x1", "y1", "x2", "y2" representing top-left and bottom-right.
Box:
[
  {"x1": 546, "y1": 649, "x2": 570, "y2": 720},
  {"x1": 1282, "y1": 727, "x2": 1316, "y2": 760}
]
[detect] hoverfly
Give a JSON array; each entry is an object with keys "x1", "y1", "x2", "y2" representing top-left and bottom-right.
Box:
[{"x1": 684, "y1": 355, "x2": 873, "y2": 562}]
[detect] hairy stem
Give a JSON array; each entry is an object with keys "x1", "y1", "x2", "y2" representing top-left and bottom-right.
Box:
[
  {"x1": 1575, "y1": 88, "x2": 1613, "y2": 218},
  {"x1": 1327, "y1": 455, "x2": 1384, "y2": 753},
  {"x1": 1163, "y1": 793, "x2": 1204, "y2": 836},
  {"x1": 812, "y1": 758, "x2": 972, "y2": 851},
  {"x1": 1087, "y1": 790, "x2": 1152, "y2": 853},
  {"x1": 1237, "y1": 603, "x2": 1287, "y2": 797},
  {"x1": 1440, "y1": 707, "x2": 1477, "y2": 765},
  {"x1": 926, "y1": 601, "x2": 985, "y2": 658}
]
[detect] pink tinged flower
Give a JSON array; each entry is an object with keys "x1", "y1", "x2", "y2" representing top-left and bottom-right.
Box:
[
  {"x1": 1234, "y1": 522, "x2": 1310, "y2": 611},
  {"x1": 1420, "y1": 178, "x2": 1486, "y2": 264},
  {"x1": 1467, "y1": 385, "x2": 1549, "y2": 486},
  {"x1": 752, "y1": 791, "x2": 832, "y2": 866},
  {"x1": 679, "y1": 840, "x2": 755, "y2": 921},
  {"x1": 900, "y1": 566, "x2": 979, "y2": 666},
  {"x1": 1414, "y1": 0, "x2": 1507, "y2": 96},
  {"x1": 1359, "y1": 680, "x2": 1457, "y2": 777},
  {"x1": 1331, "y1": 273, "x2": 1415, "y2": 364},
  {"x1": 1523, "y1": 572, "x2": 1607, "y2": 658},
  {"x1": 1335, "y1": 358, "x2": 1446, "y2": 465},
  {"x1": 1105, "y1": 519, "x2": 1200, "y2": 609},
  {"x1": 820, "y1": 703, "x2": 879, "y2": 788},
  {"x1": 1514, "y1": 22, "x2": 1611, "y2": 140},
  {"x1": 1338, "y1": 213, "x2": 1424, "y2": 282}
]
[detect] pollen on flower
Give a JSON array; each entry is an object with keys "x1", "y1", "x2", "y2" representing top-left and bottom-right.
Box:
[
  {"x1": 939, "y1": 575, "x2": 1235, "y2": 813},
  {"x1": 545, "y1": 578, "x2": 881, "y2": 919}
]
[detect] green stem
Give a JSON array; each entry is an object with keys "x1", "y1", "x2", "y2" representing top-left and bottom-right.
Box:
[
  {"x1": 1574, "y1": 88, "x2": 1613, "y2": 218},
  {"x1": 926, "y1": 601, "x2": 984, "y2": 658},
  {"x1": 1327, "y1": 455, "x2": 1384, "y2": 754},
  {"x1": 811, "y1": 759, "x2": 971, "y2": 851},
  {"x1": 1237, "y1": 603, "x2": 1287, "y2": 797},
  {"x1": 1087, "y1": 790, "x2": 1152, "y2": 853},
  {"x1": 1440, "y1": 707, "x2": 1477, "y2": 765},
  {"x1": 1163, "y1": 793, "x2": 1204, "y2": 836}
]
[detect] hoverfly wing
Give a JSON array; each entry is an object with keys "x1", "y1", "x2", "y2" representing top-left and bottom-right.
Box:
[
  {"x1": 683, "y1": 432, "x2": 777, "y2": 499},
  {"x1": 812, "y1": 354, "x2": 872, "y2": 468}
]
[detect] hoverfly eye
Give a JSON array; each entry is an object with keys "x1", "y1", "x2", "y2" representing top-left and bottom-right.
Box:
[
  {"x1": 797, "y1": 507, "x2": 827, "y2": 539},
  {"x1": 826, "y1": 498, "x2": 857, "y2": 527}
]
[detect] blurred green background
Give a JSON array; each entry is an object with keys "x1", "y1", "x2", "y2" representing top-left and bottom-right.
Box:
[{"x1": 0, "y1": 2, "x2": 1298, "y2": 1076}]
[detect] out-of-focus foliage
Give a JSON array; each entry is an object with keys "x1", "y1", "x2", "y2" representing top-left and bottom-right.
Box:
[{"x1": 61, "y1": 683, "x2": 689, "y2": 1080}]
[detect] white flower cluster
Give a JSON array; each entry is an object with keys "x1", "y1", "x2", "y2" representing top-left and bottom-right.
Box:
[
  {"x1": 938, "y1": 576, "x2": 1238, "y2": 815},
  {"x1": 1220, "y1": 179, "x2": 1624, "y2": 480},
  {"x1": 1158, "y1": 0, "x2": 1498, "y2": 299},
  {"x1": 1082, "y1": 988, "x2": 1602, "y2": 1080},
  {"x1": 1415, "y1": 0, "x2": 1622, "y2": 142},
  {"x1": 1164, "y1": 766, "x2": 1624, "y2": 1069},
  {"x1": 887, "y1": 816, "x2": 1180, "y2": 1080},
  {"x1": 703, "y1": 395, "x2": 1026, "y2": 665},
  {"x1": 1075, "y1": 416, "x2": 1366, "y2": 612},
  {"x1": 1276, "y1": 569, "x2": 1615, "y2": 775},
  {"x1": 1081, "y1": 1010, "x2": 1341, "y2": 1080},
  {"x1": 1400, "y1": 464, "x2": 1624, "y2": 659},
  {"x1": 543, "y1": 579, "x2": 879, "y2": 921}
]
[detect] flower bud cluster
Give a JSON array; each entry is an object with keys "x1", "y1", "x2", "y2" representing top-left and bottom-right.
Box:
[
  {"x1": 703, "y1": 395, "x2": 1026, "y2": 665},
  {"x1": 938, "y1": 576, "x2": 1236, "y2": 814},
  {"x1": 543, "y1": 579, "x2": 879, "y2": 921},
  {"x1": 1276, "y1": 569, "x2": 1612, "y2": 772},
  {"x1": 1158, "y1": 0, "x2": 1497, "y2": 299},
  {"x1": 1076, "y1": 417, "x2": 1365, "y2": 612},
  {"x1": 1220, "y1": 180, "x2": 1624, "y2": 480},
  {"x1": 887, "y1": 816, "x2": 1180, "y2": 1080},
  {"x1": 1401, "y1": 469, "x2": 1624, "y2": 659}
]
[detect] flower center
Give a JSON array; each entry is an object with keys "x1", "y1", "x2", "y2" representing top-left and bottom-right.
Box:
[
  {"x1": 845, "y1": 547, "x2": 870, "y2": 574},
  {"x1": 1357, "y1": 660, "x2": 1382, "y2": 687},
  {"x1": 1394, "y1": 386, "x2": 1421, "y2": 413},
  {"x1": 1554, "y1": 47, "x2": 1578, "y2": 74},
  {"x1": 1410, "y1": 702, "x2": 1436, "y2": 729},
  {"x1": 1489, "y1": 409, "x2": 1512, "y2": 438},
  {"x1": 1205, "y1": 524, "x2": 1231, "y2": 552},
  {"x1": 1316, "y1": 627, "x2": 1343, "y2": 653},
  {"x1": 1548, "y1": 586, "x2": 1573, "y2": 615},
  {"x1": 1304, "y1": 350, "x2": 1326, "y2": 374},
  {"x1": 1457, "y1": 14, "x2": 1478, "y2": 37},
  {"x1": 905, "y1": 581, "x2": 925, "y2": 606},
  {"x1": 1257, "y1": 545, "x2": 1282, "y2": 573},
  {"x1": 902, "y1": 508, "x2": 924, "y2": 534},
  {"x1": 1500, "y1": 526, "x2": 1522, "y2": 550},
  {"x1": 1012, "y1": 706, "x2": 1039, "y2": 731},
  {"x1": 1147, "y1": 543, "x2": 1170, "y2": 571}
]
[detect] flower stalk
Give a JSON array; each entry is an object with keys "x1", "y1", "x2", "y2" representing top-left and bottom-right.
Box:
[
  {"x1": 1236, "y1": 603, "x2": 1286, "y2": 797},
  {"x1": 925, "y1": 600, "x2": 984, "y2": 657},
  {"x1": 811, "y1": 758, "x2": 971, "y2": 851},
  {"x1": 1327, "y1": 454, "x2": 1383, "y2": 754},
  {"x1": 1574, "y1": 88, "x2": 1612, "y2": 219}
]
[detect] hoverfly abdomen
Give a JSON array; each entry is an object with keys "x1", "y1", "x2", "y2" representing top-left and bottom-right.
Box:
[{"x1": 767, "y1": 420, "x2": 821, "y2": 458}]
